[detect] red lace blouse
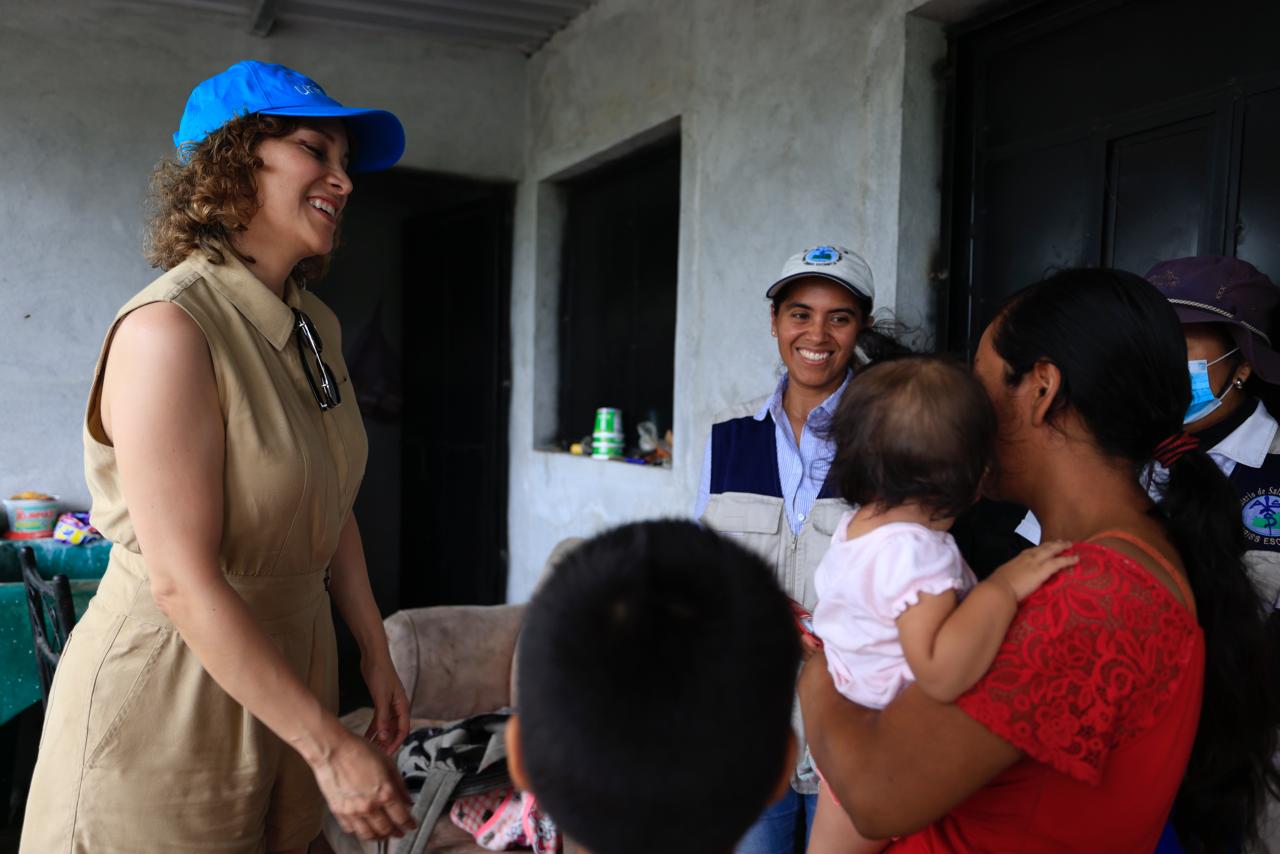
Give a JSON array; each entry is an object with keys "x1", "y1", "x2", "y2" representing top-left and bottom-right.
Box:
[{"x1": 892, "y1": 534, "x2": 1204, "y2": 853}]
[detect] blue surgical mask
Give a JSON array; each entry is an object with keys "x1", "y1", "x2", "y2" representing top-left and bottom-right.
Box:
[{"x1": 1184, "y1": 348, "x2": 1240, "y2": 425}]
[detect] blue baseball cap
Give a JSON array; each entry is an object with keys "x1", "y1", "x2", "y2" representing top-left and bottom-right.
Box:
[{"x1": 173, "y1": 61, "x2": 405, "y2": 173}]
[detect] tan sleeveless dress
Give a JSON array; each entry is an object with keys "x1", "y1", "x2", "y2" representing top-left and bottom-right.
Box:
[{"x1": 21, "y1": 248, "x2": 368, "y2": 853}]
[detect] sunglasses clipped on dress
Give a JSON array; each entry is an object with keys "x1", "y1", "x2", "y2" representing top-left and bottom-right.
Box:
[{"x1": 293, "y1": 308, "x2": 342, "y2": 411}]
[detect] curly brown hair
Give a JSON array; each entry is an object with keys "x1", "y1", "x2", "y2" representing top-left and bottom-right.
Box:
[{"x1": 145, "y1": 113, "x2": 339, "y2": 283}]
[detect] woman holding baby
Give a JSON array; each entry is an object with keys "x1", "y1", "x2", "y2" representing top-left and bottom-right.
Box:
[{"x1": 799, "y1": 268, "x2": 1280, "y2": 851}]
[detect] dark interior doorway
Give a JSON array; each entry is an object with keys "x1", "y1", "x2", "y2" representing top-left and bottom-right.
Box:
[
  {"x1": 944, "y1": 0, "x2": 1280, "y2": 354},
  {"x1": 315, "y1": 169, "x2": 512, "y2": 712},
  {"x1": 398, "y1": 195, "x2": 513, "y2": 610}
]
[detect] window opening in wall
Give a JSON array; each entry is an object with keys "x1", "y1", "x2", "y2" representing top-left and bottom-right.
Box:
[{"x1": 555, "y1": 137, "x2": 680, "y2": 466}]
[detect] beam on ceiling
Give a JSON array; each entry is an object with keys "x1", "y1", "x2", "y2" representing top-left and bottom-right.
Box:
[
  {"x1": 286, "y1": 6, "x2": 535, "y2": 48},
  {"x1": 292, "y1": 0, "x2": 553, "y2": 37},
  {"x1": 249, "y1": 0, "x2": 280, "y2": 36},
  {"x1": 410, "y1": 0, "x2": 570, "y2": 26},
  {"x1": 115, "y1": 0, "x2": 241, "y2": 16}
]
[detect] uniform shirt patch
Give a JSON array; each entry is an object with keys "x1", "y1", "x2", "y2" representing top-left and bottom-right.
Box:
[
  {"x1": 1231, "y1": 451, "x2": 1280, "y2": 551},
  {"x1": 1242, "y1": 490, "x2": 1280, "y2": 539}
]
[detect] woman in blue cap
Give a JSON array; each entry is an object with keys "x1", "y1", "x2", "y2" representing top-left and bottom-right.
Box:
[{"x1": 23, "y1": 62, "x2": 414, "y2": 852}]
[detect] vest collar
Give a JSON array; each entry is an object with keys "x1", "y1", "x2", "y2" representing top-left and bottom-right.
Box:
[{"x1": 756, "y1": 370, "x2": 852, "y2": 425}]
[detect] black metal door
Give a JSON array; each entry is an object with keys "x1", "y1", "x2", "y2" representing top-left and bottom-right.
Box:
[
  {"x1": 401, "y1": 194, "x2": 512, "y2": 607},
  {"x1": 946, "y1": 0, "x2": 1280, "y2": 353}
]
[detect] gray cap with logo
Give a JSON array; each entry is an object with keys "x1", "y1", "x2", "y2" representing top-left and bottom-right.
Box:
[{"x1": 765, "y1": 245, "x2": 874, "y2": 306}]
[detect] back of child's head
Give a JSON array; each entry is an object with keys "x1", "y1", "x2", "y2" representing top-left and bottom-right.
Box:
[
  {"x1": 829, "y1": 355, "x2": 995, "y2": 518},
  {"x1": 514, "y1": 520, "x2": 799, "y2": 854}
]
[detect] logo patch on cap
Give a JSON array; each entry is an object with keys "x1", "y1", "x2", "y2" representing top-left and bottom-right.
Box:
[{"x1": 804, "y1": 246, "x2": 841, "y2": 266}]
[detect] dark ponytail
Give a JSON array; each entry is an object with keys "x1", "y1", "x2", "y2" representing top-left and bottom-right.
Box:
[
  {"x1": 1161, "y1": 449, "x2": 1278, "y2": 852},
  {"x1": 994, "y1": 268, "x2": 1280, "y2": 853},
  {"x1": 857, "y1": 324, "x2": 916, "y2": 364}
]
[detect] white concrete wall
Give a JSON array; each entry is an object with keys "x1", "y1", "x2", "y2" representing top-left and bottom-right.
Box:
[
  {"x1": 0, "y1": 0, "x2": 525, "y2": 508},
  {"x1": 505, "y1": 0, "x2": 947, "y2": 600},
  {"x1": 1, "y1": 0, "x2": 949, "y2": 603}
]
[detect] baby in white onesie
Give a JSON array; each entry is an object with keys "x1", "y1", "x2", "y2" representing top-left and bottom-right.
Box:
[{"x1": 806, "y1": 357, "x2": 1077, "y2": 854}]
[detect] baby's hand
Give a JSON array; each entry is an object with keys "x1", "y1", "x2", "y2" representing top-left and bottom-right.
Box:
[{"x1": 990, "y1": 540, "x2": 1078, "y2": 603}]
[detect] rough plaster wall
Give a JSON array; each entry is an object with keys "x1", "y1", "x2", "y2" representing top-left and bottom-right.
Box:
[
  {"x1": 896, "y1": 13, "x2": 948, "y2": 346},
  {"x1": 506, "y1": 0, "x2": 945, "y2": 601},
  {"x1": 0, "y1": 0, "x2": 525, "y2": 507},
  {"x1": 1, "y1": 0, "x2": 946, "y2": 601}
]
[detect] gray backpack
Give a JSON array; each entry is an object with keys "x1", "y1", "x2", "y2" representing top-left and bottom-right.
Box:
[{"x1": 388, "y1": 713, "x2": 512, "y2": 854}]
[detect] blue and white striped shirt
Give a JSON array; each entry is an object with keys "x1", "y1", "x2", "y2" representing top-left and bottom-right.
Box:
[{"x1": 695, "y1": 371, "x2": 850, "y2": 534}]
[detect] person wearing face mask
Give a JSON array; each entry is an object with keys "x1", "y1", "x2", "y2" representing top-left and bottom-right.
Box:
[
  {"x1": 1016, "y1": 256, "x2": 1280, "y2": 612},
  {"x1": 1146, "y1": 256, "x2": 1280, "y2": 611},
  {"x1": 693, "y1": 245, "x2": 871, "y2": 854},
  {"x1": 1146, "y1": 255, "x2": 1280, "y2": 853}
]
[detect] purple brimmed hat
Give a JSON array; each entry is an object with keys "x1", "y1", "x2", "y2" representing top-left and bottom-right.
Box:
[{"x1": 1145, "y1": 255, "x2": 1280, "y2": 383}]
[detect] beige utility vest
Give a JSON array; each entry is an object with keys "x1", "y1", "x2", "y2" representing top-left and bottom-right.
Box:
[
  {"x1": 698, "y1": 396, "x2": 852, "y2": 794},
  {"x1": 701, "y1": 491, "x2": 848, "y2": 612}
]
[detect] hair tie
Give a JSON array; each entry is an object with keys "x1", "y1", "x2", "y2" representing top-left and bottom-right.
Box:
[{"x1": 1153, "y1": 433, "x2": 1200, "y2": 467}]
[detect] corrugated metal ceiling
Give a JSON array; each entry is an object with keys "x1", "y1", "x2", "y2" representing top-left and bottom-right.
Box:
[{"x1": 137, "y1": 0, "x2": 595, "y2": 54}]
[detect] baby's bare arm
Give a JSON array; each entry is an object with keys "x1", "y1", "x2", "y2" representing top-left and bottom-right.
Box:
[
  {"x1": 899, "y1": 543, "x2": 1078, "y2": 703},
  {"x1": 897, "y1": 586, "x2": 1014, "y2": 703}
]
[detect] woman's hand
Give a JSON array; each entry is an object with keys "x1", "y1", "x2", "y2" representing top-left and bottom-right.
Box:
[
  {"x1": 798, "y1": 647, "x2": 1021, "y2": 838},
  {"x1": 798, "y1": 647, "x2": 834, "y2": 704},
  {"x1": 361, "y1": 653, "x2": 411, "y2": 755},
  {"x1": 790, "y1": 599, "x2": 824, "y2": 660},
  {"x1": 312, "y1": 730, "x2": 417, "y2": 842},
  {"x1": 800, "y1": 631, "x2": 825, "y2": 660},
  {"x1": 328, "y1": 514, "x2": 411, "y2": 754}
]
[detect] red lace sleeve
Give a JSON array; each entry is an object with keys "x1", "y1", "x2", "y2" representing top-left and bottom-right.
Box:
[{"x1": 955, "y1": 544, "x2": 1200, "y2": 785}]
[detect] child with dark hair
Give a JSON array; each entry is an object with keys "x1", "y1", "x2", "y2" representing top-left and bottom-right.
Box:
[
  {"x1": 505, "y1": 520, "x2": 801, "y2": 854},
  {"x1": 807, "y1": 357, "x2": 1077, "y2": 853}
]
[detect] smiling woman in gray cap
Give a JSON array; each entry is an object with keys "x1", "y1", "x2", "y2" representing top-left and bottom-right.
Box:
[{"x1": 694, "y1": 245, "x2": 887, "y2": 854}]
